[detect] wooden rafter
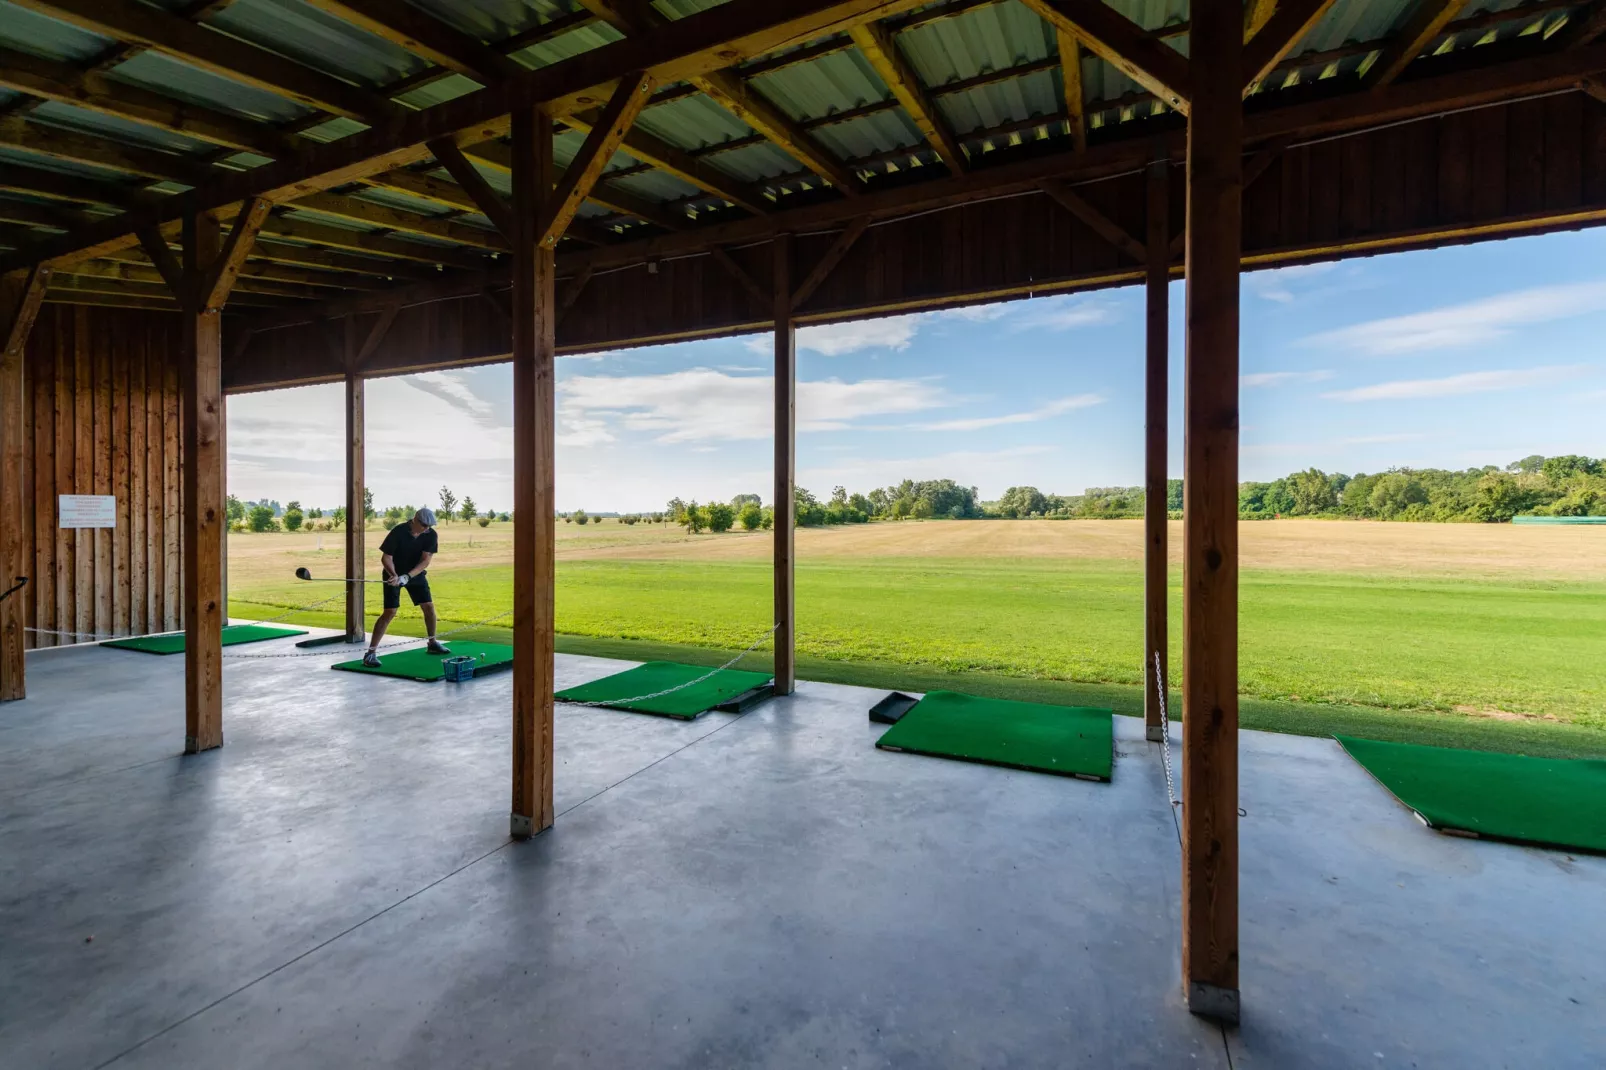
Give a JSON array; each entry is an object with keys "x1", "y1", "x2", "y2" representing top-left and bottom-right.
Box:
[
  {"x1": 1058, "y1": 31, "x2": 1088, "y2": 153},
  {"x1": 456, "y1": 141, "x2": 689, "y2": 230},
  {"x1": 201, "y1": 198, "x2": 272, "y2": 310},
  {"x1": 1584, "y1": 75, "x2": 1606, "y2": 103},
  {"x1": 556, "y1": 265, "x2": 595, "y2": 325},
  {"x1": 1020, "y1": 0, "x2": 1192, "y2": 115},
  {"x1": 298, "y1": 0, "x2": 520, "y2": 82},
  {"x1": 291, "y1": 192, "x2": 509, "y2": 253},
  {"x1": 1245, "y1": 0, "x2": 1279, "y2": 40},
  {"x1": 692, "y1": 69, "x2": 863, "y2": 194},
  {"x1": 12, "y1": 0, "x2": 397, "y2": 121},
  {"x1": 0, "y1": 118, "x2": 214, "y2": 186},
  {"x1": 541, "y1": 73, "x2": 655, "y2": 247},
  {"x1": 708, "y1": 246, "x2": 770, "y2": 312},
  {"x1": 1244, "y1": 0, "x2": 1340, "y2": 89},
  {"x1": 1365, "y1": 0, "x2": 1474, "y2": 90},
  {"x1": 352, "y1": 300, "x2": 401, "y2": 368},
  {"x1": 849, "y1": 21, "x2": 965, "y2": 176},
  {"x1": 1038, "y1": 179, "x2": 1146, "y2": 262},
  {"x1": 554, "y1": 115, "x2": 769, "y2": 214},
  {"x1": 0, "y1": 46, "x2": 290, "y2": 156},
  {"x1": 1561, "y1": 0, "x2": 1606, "y2": 48}
]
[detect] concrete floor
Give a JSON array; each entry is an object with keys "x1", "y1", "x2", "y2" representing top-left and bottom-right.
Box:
[{"x1": 2, "y1": 632, "x2": 1602, "y2": 1069}]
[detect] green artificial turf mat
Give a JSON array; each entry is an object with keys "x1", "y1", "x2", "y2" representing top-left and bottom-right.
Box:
[
  {"x1": 876, "y1": 690, "x2": 1113, "y2": 780},
  {"x1": 1337, "y1": 735, "x2": 1606, "y2": 854},
  {"x1": 555, "y1": 661, "x2": 773, "y2": 719},
  {"x1": 103, "y1": 624, "x2": 307, "y2": 655},
  {"x1": 330, "y1": 641, "x2": 514, "y2": 682}
]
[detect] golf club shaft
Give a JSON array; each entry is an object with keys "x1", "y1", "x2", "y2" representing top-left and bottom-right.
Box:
[{"x1": 297, "y1": 575, "x2": 386, "y2": 584}]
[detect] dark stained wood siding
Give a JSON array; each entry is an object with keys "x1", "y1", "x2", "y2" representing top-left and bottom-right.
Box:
[
  {"x1": 215, "y1": 94, "x2": 1606, "y2": 387},
  {"x1": 22, "y1": 306, "x2": 183, "y2": 646}
]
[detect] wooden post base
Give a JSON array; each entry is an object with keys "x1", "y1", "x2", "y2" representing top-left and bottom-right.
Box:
[{"x1": 1188, "y1": 981, "x2": 1241, "y2": 1024}]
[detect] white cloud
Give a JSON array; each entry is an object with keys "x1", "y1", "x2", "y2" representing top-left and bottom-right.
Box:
[
  {"x1": 1248, "y1": 262, "x2": 1337, "y2": 304},
  {"x1": 747, "y1": 314, "x2": 926, "y2": 356},
  {"x1": 1306, "y1": 280, "x2": 1606, "y2": 355},
  {"x1": 405, "y1": 371, "x2": 500, "y2": 426},
  {"x1": 1322, "y1": 365, "x2": 1586, "y2": 402},
  {"x1": 1241, "y1": 369, "x2": 1334, "y2": 388},
  {"x1": 558, "y1": 367, "x2": 948, "y2": 443},
  {"x1": 915, "y1": 393, "x2": 1104, "y2": 432},
  {"x1": 939, "y1": 303, "x2": 1010, "y2": 323},
  {"x1": 1009, "y1": 294, "x2": 1119, "y2": 332}
]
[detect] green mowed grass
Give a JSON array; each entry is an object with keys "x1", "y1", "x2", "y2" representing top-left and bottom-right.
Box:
[{"x1": 232, "y1": 554, "x2": 1606, "y2": 736}]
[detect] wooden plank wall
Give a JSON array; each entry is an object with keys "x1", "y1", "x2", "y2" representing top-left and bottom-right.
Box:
[
  {"x1": 24, "y1": 305, "x2": 183, "y2": 647},
  {"x1": 227, "y1": 92, "x2": 1605, "y2": 388}
]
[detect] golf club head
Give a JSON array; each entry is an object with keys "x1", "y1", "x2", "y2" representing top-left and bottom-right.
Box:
[{"x1": 295, "y1": 567, "x2": 313, "y2": 581}]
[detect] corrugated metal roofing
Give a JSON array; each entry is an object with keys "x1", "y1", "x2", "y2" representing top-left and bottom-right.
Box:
[
  {"x1": 753, "y1": 50, "x2": 888, "y2": 122},
  {"x1": 204, "y1": 0, "x2": 427, "y2": 90},
  {"x1": 637, "y1": 94, "x2": 754, "y2": 151},
  {"x1": 0, "y1": 0, "x2": 108, "y2": 61},
  {"x1": 28, "y1": 101, "x2": 215, "y2": 156},
  {"x1": 110, "y1": 50, "x2": 313, "y2": 125},
  {"x1": 406, "y1": 0, "x2": 561, "y2": 43}
]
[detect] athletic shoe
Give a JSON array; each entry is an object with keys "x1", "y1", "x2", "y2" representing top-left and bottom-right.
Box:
[
  {"x1": 362, "y1": 650, "x2": 382, "y2": 668},
  {"x1": 426, "y1": 639, "x2": 450, "y2": 655}
]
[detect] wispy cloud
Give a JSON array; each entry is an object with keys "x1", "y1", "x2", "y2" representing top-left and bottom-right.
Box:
[
  {"x1": 1009, "y1": 294, "x2": 1120, "y2": 332},
  {"x1": 558, "y1": 367, "x2": 948, "y2": 443},
  {"x1": 1306, "y1": 280, "x2": 1606, "y2": 355},
  {"x1": 915, "y1": 393, "x2": 1104, "y2": 431},
  {"x1": 1248, "y1": 262, "x2": 1337, "y2": 304},
  {"x1": 1323, "y1": 365, "x2": 1586, "y2": 402},
  {"x1": 1241, "y1": 369, "x2": 1334, "y2": 388},
  {"x1": 747, "y1": 314, "x2": 926, "y2": 356},
  {"x1": 405, "y1": 371, "x2": 501, "y2": 426}
]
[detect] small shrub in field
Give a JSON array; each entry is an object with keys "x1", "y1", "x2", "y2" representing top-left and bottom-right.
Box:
[
  {"x1": 739, "y1": 503, "x2": 763, "y2": 531},
  {"x1": 575, "y1": 509, "x2": 589, "y2": 525},
  {"x1": 706, "y1": 502, "x2": 736, "y2": 532},
  {"x1": 478, "y1": 516, "x2": 490, "y2": 528}
]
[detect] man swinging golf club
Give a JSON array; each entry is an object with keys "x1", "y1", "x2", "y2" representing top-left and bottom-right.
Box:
[{"x1": 363, "y1": 507, "x2": 449, "y2": 668}]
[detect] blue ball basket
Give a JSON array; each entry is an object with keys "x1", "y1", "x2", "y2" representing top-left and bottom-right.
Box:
[{"x1": 442, "y1": 655, "x2": 479, "y2": 682}]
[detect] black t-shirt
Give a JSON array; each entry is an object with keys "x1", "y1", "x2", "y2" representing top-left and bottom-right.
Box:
[{"x1": 380, "y1": 523, "x2": 438, "y2": 576}]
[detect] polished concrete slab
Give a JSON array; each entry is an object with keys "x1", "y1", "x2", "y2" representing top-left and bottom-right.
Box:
[{"x1": 1, "y1": 632, "x2": 1601, "y2": 1068}]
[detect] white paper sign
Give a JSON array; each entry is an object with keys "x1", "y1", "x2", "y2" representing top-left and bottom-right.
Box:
[{"x1": 59, "y1": 495, "x2": 117, "y2": 529}]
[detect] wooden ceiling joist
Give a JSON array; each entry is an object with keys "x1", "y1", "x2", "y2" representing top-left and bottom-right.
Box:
[
  {"x1": 1365, "y1": 0, "x2": 1475, "y2": 90},
  {"x1": 1037, "y1": 179, "x2": 1146, "y2": 262},
  {"x1": 296, "y1": 0, "x2": 519, "y2": 82},
  {"x1": 289, "y1": 192, "x2": 508, "y2": 253},
  {"x1": 0, "y1": 45, "x2": 288, "y2": 156},
  {"x1": 11, "y1": 0, "x2": 397, "y2": 121},
  {"x1": 1058, "y1": 31, "x2": 1088, "y2": 153},
  {"x1": 1562, "y1": 0, "x2": 1606, "y2": 48},
  {"x1": 691, "y1": 69, "x2": 864, "y2": 194},
  {"x1": 0, "y1": 117, "x2": 215, "y2": 186},
  {"x1": 850, "y1": 20, "x2": 966, "y2": 176},
  {"x1": 1021, "y1": 0, "x2": 1193, "y2": 115},
  {"x1": 1244, "y1": 0, "x2": 1341, "y2": 89},
  {"x1": 427, "y1": 140, "x2": 517, "y2": 237}
]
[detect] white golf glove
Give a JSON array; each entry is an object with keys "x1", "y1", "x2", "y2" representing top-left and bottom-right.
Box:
[{"x1": 397, "y1": 573, "x2": 410, "y2": 587}]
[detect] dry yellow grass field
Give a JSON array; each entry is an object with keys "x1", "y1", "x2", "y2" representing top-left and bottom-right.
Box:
[{"x1": 231, "y1": 517, "x2": 1606, "y2": 583}]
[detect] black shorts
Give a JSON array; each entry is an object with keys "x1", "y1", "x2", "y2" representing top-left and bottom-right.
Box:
[{"x1": 383, "y1": 573, "x2": 432, "y2": 610}]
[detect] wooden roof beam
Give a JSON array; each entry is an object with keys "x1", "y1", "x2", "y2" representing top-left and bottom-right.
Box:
[
  {"x1": 1562, "y1": 1, "x2": 1606, "y2": 48},
  {"x1": 291, "y1": 192, "x2": 509, "y2": 253},
  {"x1": 427, "y1": 140, "x2": 517, "y2": 237},
  {"x1": 0, "y1": 117, "x2": 216, "y2": 186},
  {"x1": 1058, "y1": 31, "x2": 1088, "y2": 153},
  {"x1": 1244, "y1": 0, "x2": 1340, "y2": 90},
  {"x1": 12, "y1": 0, "x2": 399, "y2": 121},
  {"x1": 1021, "y1": 0, "x2": 1192, "y2": 115},
  {"x1": 1037, "y1": 178, "x2": 1145, "y2": 262},
  {"x1": 691, "y1": 69, "x2": 863, "y2": 194},
  {"x1": 298, "y1": 0, "x2": 523, "y2": 82},
  {"x1": 0, "y1": 0, "x2": 961, "y2": 271},
  {"x1": 551, "y1": 117, "x2": 770, "y2": 215},
  {"x1": 1365, "y1": 0, "x2": 1474, "y2": 90},
  {"x1": 263, "y1": 215, "x2": 488, "y2": 269},
  {"x1": 850, "y1": 20, "x2": 966, "y2": 176},
  {"x1": 542, "y1": 73, "x2": 655, "y2": 247},
  {"x1": 0, "y1": 45, "x2": 291, "y2": 156}
]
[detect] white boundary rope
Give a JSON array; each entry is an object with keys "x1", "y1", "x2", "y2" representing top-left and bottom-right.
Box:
[
  {"x1": 221, "y1": 609, "x2": 514, "y2": 659},
  {"x1": 560, "y1": 624, "x2": 780, "y2": 708},
  {"x1": 26, "y1": 592, "x2": 346, "y2": 645}
]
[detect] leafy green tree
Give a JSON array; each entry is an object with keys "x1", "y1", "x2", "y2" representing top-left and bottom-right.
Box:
[
  {"x1": 1288, "y1": 469, "x2": 1338, "y2": 515},
  {"x1": 477, "y1": 516, "x2": 491, "y2": 528},
  {"x1": 282, "y1": 502, "x2": 304, "y2": 532},
  {"x1": 438, "y1": 486, "x2": 457, "y2": 522},
  {"x1": 997, "y1": 486, "x2": 1047, "y2": 519},
  {"x1": 460, "y1": 495, "x2": 477, "y2": 522},
  {"x1": 309, "y1": 507, "x2": 323, "y2": 519},
  {"x1": 248, "y1": 504, "x2": 277, "y2": 532},
  {"x1": 706, "y1": 502, "x2": 736, "y2": 532},
  {"x1": 363, "y1": 488, "x2": 375, "y2": 521},
  {"x1": 739, "y1": 503, "x2": 763, "y2": 530},
  {"x1": 1470, "y1": 471, "x2": 1528, "y2": 522},
  {"x1": 891, "y1": 496, "x2": 913, "y2": 519},
  {"x1": 731, "y1": 493, "x2": 762, "y2": 510},
  {"x1": 829, "y1": 486, "x2": 848, "y2": 508},
  {"x1": 1166, "y1": 479, "x2": 1183, "y2": 512},
  {"x1": 1368, "y1": 472, "x2": 1429, "y2": 518},
  {"x1": 574, "y1": 509, "x2": 589, "y2": 526},
  {"x1": 226, "y1": 494, "x2": 245, "y2": 523},
  {"x1": 911, "y1": 498, "x2": 933, "y2": 520},
  {"x1": 667, "y1": 497, "x2": 688, "y2": 523},
  {"x1": 683, "y1": 502, "x2": 706, "y2": 533},
  {"x1": 330, "y1": 506, "x2": 346, "y2": 529}
]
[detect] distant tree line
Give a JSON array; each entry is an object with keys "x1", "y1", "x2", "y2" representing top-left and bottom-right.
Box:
[{"x1": 1238, "y1": 454, "x2": 1606, "y2": 522}]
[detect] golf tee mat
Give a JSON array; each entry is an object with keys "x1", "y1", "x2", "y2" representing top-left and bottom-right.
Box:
[
  {"x1": 875, "y1": 690, "x2": 1114, "y2": 781},
  {"x1": 102, "y1": 624, "x2": 307, "y2": 654},
  {"x1": 1337, "y1": 735, "x2": 1606, "y2": 854},
  {"x1": 331, "y1": 641, "x2": 514, "y2": 682},
  {"x1": 555, "y1": 661, "x2": 774, "y2": 719}
]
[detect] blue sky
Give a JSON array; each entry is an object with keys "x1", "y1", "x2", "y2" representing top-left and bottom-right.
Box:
[{"x1": 229, "y1": 228, "x2": 1606, "y2": 514}]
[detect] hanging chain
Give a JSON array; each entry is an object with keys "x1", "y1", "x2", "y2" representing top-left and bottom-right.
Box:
[
  {"x1": 26, "y1": 592, "x2": 346, "y2": 646},
  {"x1": 1156, "y1": 651, "x2": 1180, "y2": 810},
  {"x1": 221, "y1": 609, "x2": 514, "y2": 659},
  {"x1": 560, "y1": 624, "x2": 780, "y2": 708}
]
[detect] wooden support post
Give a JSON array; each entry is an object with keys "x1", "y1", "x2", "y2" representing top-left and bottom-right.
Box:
[
  {"x1": 510, "y1": 104, "x2": 557, "y2": 839},
  {"x1": 1, "y1": 266, "x2": 47, "y2": 701},
  {"x1": 343, "y1": 323, "x2": 365, "y2": 642},
  {"x1": 182, "y1": 209, "x2": 226, "y2": 753},
  {"x1": 772, "y1": 234, "x2": 796, "y2": 696},
  {"x1": 1144, "y1": 159, "x2": 1169, "y2": 743},
  {"x1": 1182, "y1": 0, "x2": 1242, "y2": 1025}
]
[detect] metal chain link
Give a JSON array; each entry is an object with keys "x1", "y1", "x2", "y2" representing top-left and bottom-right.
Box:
[
  {"x1": 1156, "y1": 651, "x2": 1180, "y2": 810},
  {"x1": 26, "y1": 592, "x2": 346, "y2": 646},
  {"x1": 560, "y1": 624, "x2": 780, "y2": 708}
]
